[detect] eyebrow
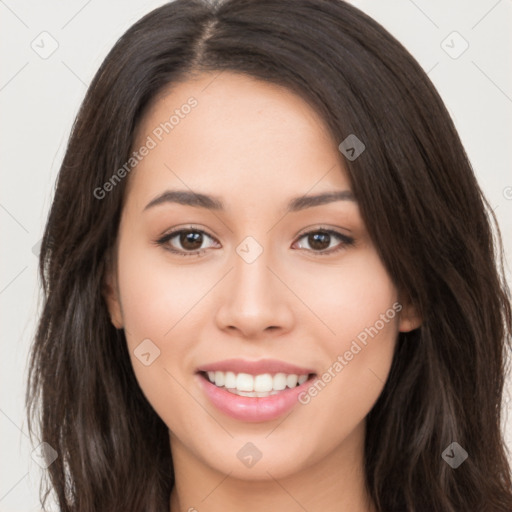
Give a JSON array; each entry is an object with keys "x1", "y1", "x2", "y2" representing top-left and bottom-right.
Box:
[{"x1": 143, "y1": 189, "x2": 356, "y2": 213}]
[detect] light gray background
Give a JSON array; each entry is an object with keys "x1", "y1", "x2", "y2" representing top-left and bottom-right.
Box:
[{"x1": 1, "y1": 0, "x2": 511, "y2": 510}]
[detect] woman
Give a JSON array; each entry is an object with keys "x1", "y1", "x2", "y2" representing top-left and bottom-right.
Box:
[{"x1": 26, "y1": 0, "x2": 512, "y2": 510}]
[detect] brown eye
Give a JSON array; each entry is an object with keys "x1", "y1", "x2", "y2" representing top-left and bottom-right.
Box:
[
  {"x1": 306, "y1": 232, "x2": 331, "y2": 251},
  {"x1": 156, "y1": 228, "x2": 218, "y2": 256},
  {"x1": 294, "y1": 229, "x2": 354, "y2": 256},
  {"x1": 177, "y1": 231, "x2": 204, "y2": 251}
]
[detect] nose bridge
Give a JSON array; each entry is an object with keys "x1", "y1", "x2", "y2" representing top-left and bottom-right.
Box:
[
  {"x1": 232, "y1": 234, "x2": 275, "y2": 302},
  {"x1": 214, "y1": 233, "x2": 293, "y2": 335}
]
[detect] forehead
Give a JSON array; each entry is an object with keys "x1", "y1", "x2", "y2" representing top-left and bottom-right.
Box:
[{"x1": 127, "y1": 71, "x2": 351, "y2": 209}]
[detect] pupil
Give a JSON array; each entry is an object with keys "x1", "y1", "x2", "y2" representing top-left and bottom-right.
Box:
[
  {"x1": 310, "y1": 232, "x2": 330, "y2": 250},
  {"x1": 181, "y1": 231, "x2": 202, "y2": 250}
]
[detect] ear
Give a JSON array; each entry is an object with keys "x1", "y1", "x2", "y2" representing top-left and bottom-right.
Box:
[
  {"x1": 397, "y1": 294, "x2": 422, "y2": 333},
  {"x1": 102, "y1": 253, "x2": 124, "y2": 330}
]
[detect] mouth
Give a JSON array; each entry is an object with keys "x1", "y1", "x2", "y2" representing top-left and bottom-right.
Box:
[
  {"x1": 198, "y1": 370, "x2": 316, "y2": 398},
  {"x1": 195, "y1": 361, "x2": 318, "y2": 422}
]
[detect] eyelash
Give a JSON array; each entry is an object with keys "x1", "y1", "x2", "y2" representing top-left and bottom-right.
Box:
[{"x1": 154, "y1": 225, "x2": 355, "y2": 257}]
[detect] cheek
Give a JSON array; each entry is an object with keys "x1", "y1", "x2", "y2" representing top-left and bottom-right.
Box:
[
  {"x1": 294, "y1": 322, "x2": 398, "y2": 466},
  {"x1": 114, "y1": 240, "x2": 201, "y2": 430},
  {"x1": 289, "y1": 246, "x2": 399, "y2": 343},
  {"x1": 294, "y1": 248, "x2": 399, "y2": 423},
  {"x1": 306, "y1": 316, "x2": 397, "y2": 416},
  {"x1": 114, "y1": 234, "x2": 218, "y2": 417},
  {"x1": 116, "y1": 235, "x2": 205, "y2": 342}
]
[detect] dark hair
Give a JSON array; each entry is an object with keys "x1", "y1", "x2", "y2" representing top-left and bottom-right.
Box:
[{"x1": 27, "y1": 0, "x2": 512, "y2": 510}]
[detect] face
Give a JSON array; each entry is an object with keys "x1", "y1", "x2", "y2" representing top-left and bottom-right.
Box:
[{"x1": 104, "y1": 71, "x2": 420, "y2": 482}]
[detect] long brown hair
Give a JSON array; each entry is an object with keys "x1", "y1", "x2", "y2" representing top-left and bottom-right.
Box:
[{"x1": 26, "y1": 0, "x2": 512, "y2": 510}]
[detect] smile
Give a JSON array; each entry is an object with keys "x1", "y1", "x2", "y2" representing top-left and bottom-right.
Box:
[
  {"x1": 202, "y1": 370, "x2": 311, "y2": 397},
  {"x1": 195, "y1": 358, "x2": 318, "y2": 422}
]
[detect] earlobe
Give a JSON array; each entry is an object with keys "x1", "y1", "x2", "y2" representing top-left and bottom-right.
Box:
[
  {"x1": 398, "y1": 298, "x2": 422, "y2": 333},
  {"x1": 102, "y1": 259, "x2": 124, "y2": 330}
]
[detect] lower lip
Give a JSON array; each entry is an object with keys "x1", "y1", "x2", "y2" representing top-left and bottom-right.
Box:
[{"x1": 197, "y1": 373, "x2": 316, "y2": 423}]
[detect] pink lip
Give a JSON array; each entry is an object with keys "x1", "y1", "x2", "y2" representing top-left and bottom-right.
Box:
[
  {"x1": 196, "y1": 372, "x2": 317, "y2": 423},
  {"x1": 196, "y1": 358, "x2": 316, "y2": 376}
]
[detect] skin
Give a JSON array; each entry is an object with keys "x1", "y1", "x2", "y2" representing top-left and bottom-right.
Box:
[{"x1": 104, "y1": 71, "x2": 421, "y2": 512}]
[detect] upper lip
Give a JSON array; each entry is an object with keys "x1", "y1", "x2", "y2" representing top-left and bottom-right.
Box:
[{"x1": 196, "y1": 358, "x2": 316, "y2": 376}]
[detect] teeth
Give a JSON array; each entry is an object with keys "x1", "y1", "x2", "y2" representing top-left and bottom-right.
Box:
[
  {"x1": 204, "y1": 370, "x2": 311, "y2": 393},
  {"x1": 214, "y1": 371, "x2": 224, "y2": 387},
  {"x1": 254, "y1": 373, "x2": 273, "y2": 392},
  {"x1": 236, "y1": 373, "x2": 254, "y2": 391},
  {"x1": 224, "y1": 371, "x2": 236, "y2": 388},
  {"x1": 298, "y1": 375, "x2": 308, "y2": 385},
  {"x1": 227, "y1": 389, "x2": 280, "y2": 397},
  {"x1": 273, "y1": 373, "x2": 287, "y2": 391},
  {"x1": 286, "y1": 374, "x2": 298, "y2": 388}
]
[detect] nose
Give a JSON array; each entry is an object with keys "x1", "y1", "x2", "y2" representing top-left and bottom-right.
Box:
[{"x1": 214, "y1": 241, "x2": 294, "y2": 339}]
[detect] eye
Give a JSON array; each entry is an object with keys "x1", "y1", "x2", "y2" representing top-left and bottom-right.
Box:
[
  {"x1": 155, "y1": 227, "x2": 219, "y2": 257},
  {"x1": 293, "y1": 228, "x2": 355, "y2": 256}
]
